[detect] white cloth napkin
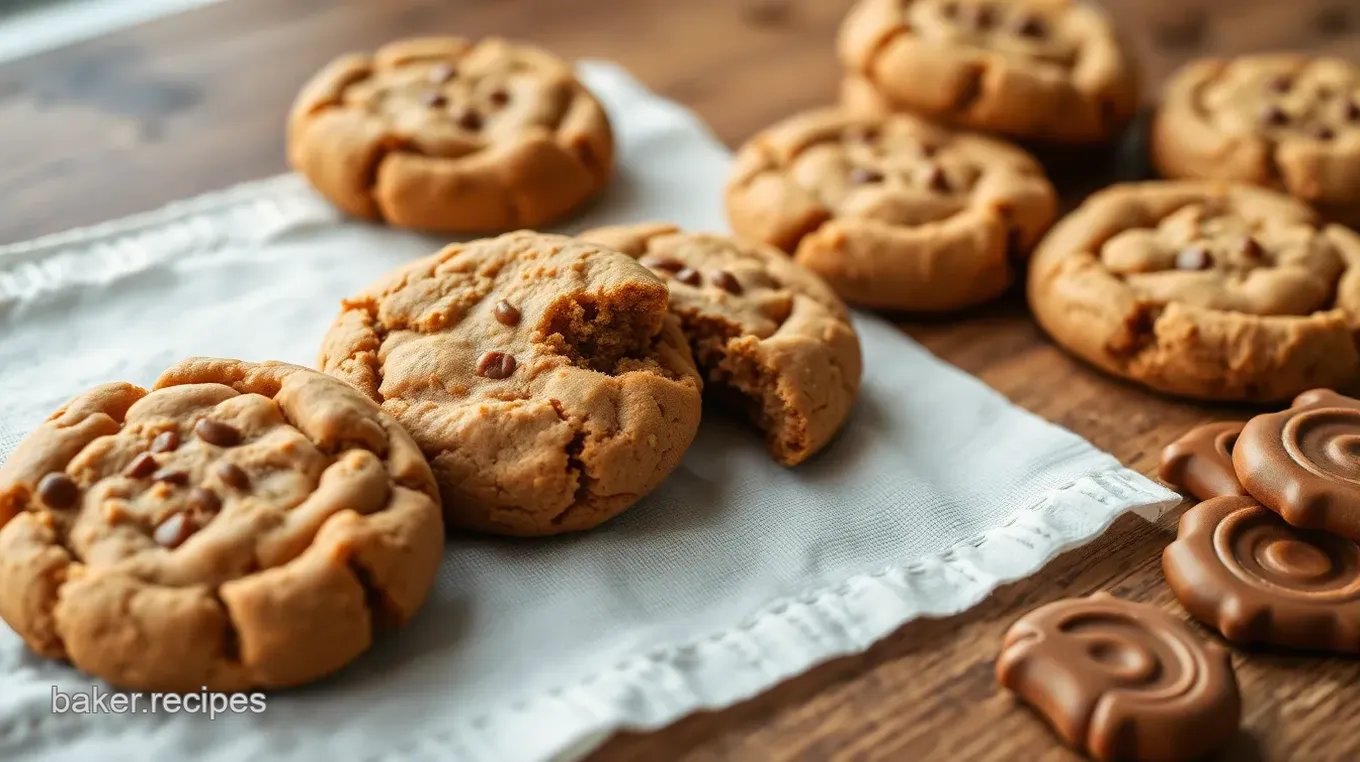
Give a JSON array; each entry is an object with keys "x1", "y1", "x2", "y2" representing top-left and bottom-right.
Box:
[{"x1": 0, "y1": 63, "x2": 1178, "y2": 762}]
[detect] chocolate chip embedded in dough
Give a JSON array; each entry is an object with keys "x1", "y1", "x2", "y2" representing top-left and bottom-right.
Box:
[
  {"x1": 711, "y1": 270, "x2": 744, "y2": 295},
  {"x1": 214, "y1": 462, "x2": 249, "y2": 490},
  {"x1": 152, "y1": 469, "x2": 189, "y2": 486},
  {"x1": 36, "y1": 473, "x2": 78, "y2": 509},
  {"x1": 494, "y1": 300, "x2": 522, "y2": 326},
  {"x1": 674, "y1": 267, "x2": 703, "y2": 286},
  {"x1": 150, "y1": 430, "x2": 180, "y2": 453},
  {"x1": 849, "y1": 167, "x2": 884, "y2": 185},
  {"x1": 457, "y1": 109, "x2": 484, "y2": 131},
  {"x1": 187, "y1": 487, "x2": 221, "y2": 515},
  {"x1": 1259, "y1": 104, "x2": 1290, "y2": 126},
  {"x1": 1015, "y1": 14, "x2": 1048, "y2": 38},
  {"x1": 639, "y1": 255, "x2": 685, "y2": 273},
  {"x1": 195, "y1": 419, "x2": 241, "y2": 447},
  {"x1": 476, "y1": 351, "x2": 517, "y2": 380},
  {"x1": 153, "y1": 512, "x2": 197, "y2": 549},
  {"x1": 122, "y1": 453, "x2": 159, "y2": 479}
]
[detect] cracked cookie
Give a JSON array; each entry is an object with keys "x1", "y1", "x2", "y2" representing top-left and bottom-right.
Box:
[
  {"x1": 288, "y1": 37, "x2": 613, "y2": 233},
  {"x1": 1153, "y1": 55, "x2": 1360, "y2": 227},
  {"x1": 580, "y1": 223, "x2": 863, "y2": 465},
  {"x1": 726, "y1": 108, "x2": 1057, "y2": 311},
  {"x1": 317, "y1": 231, "x2": 703, "y2": 536},
  {"x1": 0, "y1": 359, "x2": 444, "y2": 692},
  {"x1": 1028, "y1": 181, "x2": 1360, "y2": 402},
  {"x1": 838, "y1": 0, "x2": 1138, "y2": 144}
]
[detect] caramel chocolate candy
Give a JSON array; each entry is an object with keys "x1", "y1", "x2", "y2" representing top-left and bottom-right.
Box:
[
  {"x1": 1163, "y1": 495, "x2": 1360, "y2": 652},
  {"x1": 1234, "y1": 389, "x2": 1360, "y2": 541},
  {"x1": 997, "y1": 593, "x2": 1240, "y2": 762},
  {"x1": 1159, "y1": 421, "x2": 1249, "y2": 501}
]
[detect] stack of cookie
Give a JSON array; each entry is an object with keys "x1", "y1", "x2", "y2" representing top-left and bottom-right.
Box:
[{"x1": 0, "y1": 37, "x2": 867, "y2": 693}]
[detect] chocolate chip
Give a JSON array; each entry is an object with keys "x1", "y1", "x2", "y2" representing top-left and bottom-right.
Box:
[
  {"x1": 457, "y1": 109, "x2": 483, "y2": 131},
  {"x1": 845, "y1": 125, "x2": 880, "y2": 143},
  {"x1": 1259, "y1": 104, "x2": 1290, "y2": 126},
  {"x1": 153, "y1": 513, "x2": 196, "y2": 549},
  {"x1": 428, "y1": 63, "x2": 456, "y2": 84},
  {"x1": 36, "y1": 472, "x2": 78, "y2": 509},
  {"x1": 419, "y1": 90, "x2": 447, "y2": 109},
  {"x1": 1310, "y1": 124, "x2": 1336, "y2": 141},
  {"x1": 489, "y1": 89, "x2": 510, "y2": 107},
  {"x1": 122, "y1": 453, "x2": 159, "y2": 479},
  {"x1": 1345, "y1": 100, "x2": 1360, "y2": 122},
  {"x1": 849, "y1": 167, "x2": 884, "y2": 185},
  {"x1": 675, "y1": 267, "x2": 703, "y2": 286},
  {"x1": 150, "y1": 430, "x2": 180, "y2": 453},
  {"x1": 940, "y1": 1, "x2": 959, "y2": 19},
  {"x1": 711, "y1": 270, "x2": 743, "y2": 295},
  {"x1": 214, "y1": 462, "x2": 249, "y2": 490},
  {"x1": 494, "y1": 300, "x2": 521, "y2": 326},
  {"x1": 152, "y1": 468, "x2": 189, "y2": 486},
  {"x1": 917, "y1": 142, "x2": 939, "y2": 158},
  {"x1": 1015, "y1": 14, "x2": 1047, "y2": 38},
  {"x1": 476, "y1": 351, "x2": 517, "y2": 380},
  {"x1": 639, "y1": 255, "x2": 685, "y2": 273},
  {"x1": 187, "y1": 487, "x2": 221, "y2": 514},
  {"x1": 922, "y1": 165, "x2": 951, "y2": 193},
  {"x1": 195, "y1": 419, "x2": 241, "y2": 447},
  {"x1": 969, "y1": 4, "x2": 996, "y2": 30},
  {"x1": 1238, "y1": 236, "x2": 1265, "y2": 261},
  {"x1": 1267, "y1": 74, "x2": 1294, "y2": 94},
  {"x1": 1175, "y1": 247, "x2": 1214, "y2": 271}
]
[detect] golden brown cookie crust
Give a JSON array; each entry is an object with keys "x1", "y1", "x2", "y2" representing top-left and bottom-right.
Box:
[
  {"x1": 1152, "y1": 55, "x2": 1360, "y2": 227},
  {"x1": 288, "y1": 37, "x2": 614, "y2": 234},
  {"x1": 0, "y1": 359, "x2": 443, "y2": 692},
  {"x1": 838, "y1": 0, "x2": 1138, "y2": 144},
  {"x1": 1028, "y1": 181, "x2": 1360, "y2": 402},
  {"x1": 318, "y1": 231, "x2": 703, "y2": 537},
  {"x1": 726, "y1": 108, "x2": 1057, "y2": 311},
  {"x1": 581, "y1": 223, "x2": 863, "y2": 466}
]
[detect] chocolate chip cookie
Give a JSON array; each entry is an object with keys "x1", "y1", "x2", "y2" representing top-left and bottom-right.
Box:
[
  {"x1": 0, "y1": 359, "x2": 443, "y2": 692},
  {"x1": 288, "y1": 37, "x2": 614, "y2": 233},
  {"x1": 318, "y1": 231, "x2": 703, "y2": 537},
  {"x1": 1028, "y1": 181, "x2": 1360, "y2": 402},
  {"x1": 1153, "y1": 55, "x2": 1360, "y2": 227},
  {"x1": 839, "y1": 0, "x2": 1139, "y2": 144},
  {"x1": 726, "y1": 108, "x2": 1057, "y2": 311},
  {"x1": 580, "y1": 223, "x2": 862, "y2": 465}
]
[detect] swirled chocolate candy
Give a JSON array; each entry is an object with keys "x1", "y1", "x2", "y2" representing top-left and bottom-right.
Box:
[
  {"x1": 1234, "y1": 389, "x2": 1360, "y2": 541},
  {"x1": 1159, "y1": 421, "x2": 1249, "y2": 501},
  {"x1": 997, "y1": 593, "x2": 1241, "y2": 762},
  {"x1": 1163, "y1": 495, "x2": 1360, "y2": 652}
]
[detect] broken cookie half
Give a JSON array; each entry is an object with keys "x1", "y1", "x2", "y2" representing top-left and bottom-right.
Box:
[{"x1": 582, "y1": 223, "x2": 863, "y2": 466}]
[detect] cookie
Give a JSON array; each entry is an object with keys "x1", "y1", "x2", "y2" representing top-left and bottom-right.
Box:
[
  {"x1": 288, "y1": 37, "x2": 613, "y2": 233},
  {"x1": 318, "y1": 231, "x2": 703, "y2": 537},
  {"x1": 1027, "y1": 181, "x2": 1360, "y2": 402},
  {"x1": 996, "y1": 593, "x2": 1241, "y2": 762},
  {"x1": 1163, "y1": 495, "x2": 1360, "y2": 653},
  {"x1": 1158, "y1": 421, "x2": 1248, "y2": 502},
  {"x1": 838, "y1": 0, "x2": 1139, "y2": 144},
  {"x1": 1233, "y1": 389, "x2": 1360, "y2": 541},
  {"x1": 725, "y1": 108, "x2": 1057, "y2": 311},
  {"x1": 0, "y1": 359, "x2": 443, "y2": 692},
  {"x1": 1152, "y1": 55, "x2": 1360, "y2": 227},
  {"x1": 580, "y1": 223, "x2": 862, "y2": 465}
]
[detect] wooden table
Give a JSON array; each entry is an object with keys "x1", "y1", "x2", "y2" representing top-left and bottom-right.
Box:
[{"x1": 3, "y1": 0, "x2": 1357, "y2": 759}]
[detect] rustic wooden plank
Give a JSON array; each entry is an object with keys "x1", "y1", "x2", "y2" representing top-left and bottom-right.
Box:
[{"x1": 1, "y1": 0, "x2": 1357, "y2": 759}]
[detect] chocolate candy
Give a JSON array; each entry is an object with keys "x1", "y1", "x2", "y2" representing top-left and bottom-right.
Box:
[
  {"x1": 1234, "y1": 388, "x2": 1360, "y2": 541},
  {"x1": 36, "y1": 472, "x2": 78, "y2": 509},
  {"x1": 194, "y1": 418, "x2": 241, "y2": 447},
  {"x1": 149, "y1": 430, "x2": 180, "y2": 453},
  {"x1": 214, "y1": 462, "x2": 249, "y2": 490},
  {"x1": 675, "y1": 267, "x2": 702, "y2": 287},
  {"x1": 122, "y1": 453, "x2": 159, "y2": 479},
  {"x1": 997, "y1": 593, "x2": 1240, "y2": 762},
  {"x1": 1159, "y1": 421, "x2": 1249, "y2": 501},
  {"x1": 1163, "y1": 495, "x2": 1360, "y2": 652},
  {"x1": 710, "y1": 270, "x2": 743, "y2": 295}
]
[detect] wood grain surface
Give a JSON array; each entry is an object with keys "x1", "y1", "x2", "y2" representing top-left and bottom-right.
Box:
[{"x1": 3, "y1": 0, "x2": 1359, "y2": 759}]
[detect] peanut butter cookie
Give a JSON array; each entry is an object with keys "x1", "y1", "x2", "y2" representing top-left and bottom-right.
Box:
[
  {"x1": 0, "y1": 359, "x2": 443, "y2": 692},
  {"x1": 1028, "y1": 182, "x2": 1360, "y2": 402},
  {"x1": 726, "y1": 108, "x2": 1057, "y2": 311},
  {"x1": 839, "y1": 0, "x2": 1138, "y2": 144},
  {"x1": 580, "y1": 223, "x2": 862, "y2": 465},
  {"x1": 1153, "y1": 55, "x2": 1360, "y2": 227},
  {"x1": 318, "y1": 231, "x2": 703, "y2": 537},
  {"x1": 288, "y1": 37, "x2": 613, "y2": 233}
]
